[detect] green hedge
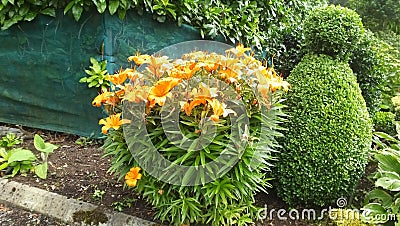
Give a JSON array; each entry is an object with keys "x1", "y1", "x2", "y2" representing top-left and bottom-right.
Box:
[
  {"x1": 348, "y1": 0, "x2": 400, "y2": 34},
  {"x1": 350, "y1": 31, "x2": 388, "y2": 116},
  {"x1": 303, "y1": 5, "x2": 364, "y2": 60},
  {"x1": 373, "y1": 111, "x2": 396, "y2": 136},
  {"x1": 275, "y1": 54, "x2": 372, "y2": 206}
]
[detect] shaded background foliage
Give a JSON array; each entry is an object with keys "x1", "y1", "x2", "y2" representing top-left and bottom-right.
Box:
[{"x1": 0, "y1": 0, "x2": 327, "y2": 73}]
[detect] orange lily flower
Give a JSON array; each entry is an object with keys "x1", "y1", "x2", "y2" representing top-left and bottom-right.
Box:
[
  {"x1": 122, "y1": 84, "x2": 149, "y2": 103},
  {"x1": 181, "y1": 98, "x2": 208, "y2": 116},
  {"x1": 181, "y1": 83, "x2": 216, "y2": 116},
  {"x1": 114, "y1": 88, "x2": 125, "y2": 98},
  {"x1": 127, "y1": 52, "x2": 151, "y2": 66},
  {"x1": 204, "y1": 61, "x2": 220, "y2": 73},
  {"x1": 226, "y1": 43, "x2": 251, "y2": 58},
  {"x1": 148, "y1": 77, "x2": 181, "y2": 108},
  {"x1": 146, "y1": 56, "x2": 171, "y2": 78},
  {"x1": 98, "y1": 113, "x2": 131, "y2": 134},
  {"x1": 269, "y1": 77, "x2": 291, "y2": 92},
  {"x1": 108, "y1": 70, "x2": 128, "y2": 85},
  {"x1": 242, "y1": 54, "x2": 261, "y2": 67},
  {"x1": 92, "y1": 92, "x2": 114, "y2": 107},
  {"x1": 125, "y1": 167, "x2": 142, "y2": 187},
  {"x1": 218, "y1": 67, "x2": 238, "y2": 83},
  {"x1": 208, "y1": 99, "x2": 235, "y2": 122},
  {"x1": 126, "y1": 68, "x2": 142, "y2": 81},
  {"x1": 209, "y1": 99, "x2": 224, "y2": 122},
  {"x1": 169, "y1": 61, "x2": 199, "y2": 80},
  {"x1": 262, "y1": 67, "x2": 276, "y2": 79}
]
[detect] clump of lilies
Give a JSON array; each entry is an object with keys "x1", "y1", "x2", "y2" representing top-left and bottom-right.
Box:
[{"x1": 91, "y1": 44, "x2": 290, "y2": 187}]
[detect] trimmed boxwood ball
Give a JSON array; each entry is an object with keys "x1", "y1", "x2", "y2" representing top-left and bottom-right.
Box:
[
  {"x1": 304, "y1": 5, "x2": 364, "y2": 60},
  {"x1": 275, "y1": 54, "x2": 372, "y2": 206},
  {"x1": 373, "y1": 111, "x2": 396, "y2": 136}
]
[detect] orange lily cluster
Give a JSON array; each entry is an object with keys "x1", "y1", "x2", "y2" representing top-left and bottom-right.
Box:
[{"x1": 91, "y1": 44, "x2": 290, "y2": 133}]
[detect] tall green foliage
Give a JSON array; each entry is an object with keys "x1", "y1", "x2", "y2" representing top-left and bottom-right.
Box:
[
  {"x1": 0, "y1": 0, "x2": 61, "y2": 30},
  {"x1": 350, "y1": 31, "x2": 393, "y2": 116},
  {"x1": 0, "y1": 0, "x2": 326, "y2": 49},
  {"x1": 275, "y1": 54, "x2": 372, "y2": 206},
  {"x1": 348, "y1": 0, "x2": 400, "y2": 34},
  {"x1": 260, "y1": 0, "x2": 327, "y2": 76}
]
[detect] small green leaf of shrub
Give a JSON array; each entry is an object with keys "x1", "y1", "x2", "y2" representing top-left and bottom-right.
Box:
[
  {"x1": 34, "y1": 134, "x2": 58, "y2": 154},
  {"x1": 34, "y1": 163, "x2": 48, "y2": 179},
  {"x1": 0, "y1": 133, "x2": 22, "y2": 149},
  {"x1": 8, "y1": 148, "x2": 36, "y2": 163},
  {"x1": 80, "y1": 58, "x2": 109, "y2": 93}
]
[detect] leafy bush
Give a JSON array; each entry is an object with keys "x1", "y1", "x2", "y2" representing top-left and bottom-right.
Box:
[
  {"x1": 362, "y1": 132, "x2": 400, "y2": 225},
  {"x1": 392, "y1": 95, "x2": 400, "y2": 121},
  {"x1": 0, "y1": 0, "x2": 326, "y2": 54},
  {"x1": 303, "y1": 5, "x2": 364, "y2": 60},
  {"x1": 373, "y1": 34, "x2": 400, "y2": 107},
  {"x1": 348, "y1": 0, "x2": 400, "y2": 34},
  {"x1": 79, "y1": 57, "x2": 110, "y2": 93},
  {"x1": 0, "y1": 0, "x2": 58, "y2": 30},
  {"x1": 95, "y1": 44, "x2": 288, "y2": 225},
  {"x1": 256, "y1": 0, "x2": 327, "y2": 74},
  {"x1": 275, "y1": 54, "x2": 372, "y2": 206},
  {"x1": 345, "y1": 1, "x2": 400, "y2": 111},
  {"x1": 0, "y1": 133, "x2": 57, "y2": 179},
  {"x1": 350, "y1": 31, "x2": 389, "y2": 116},
  {"x1": 373, "y1": 112, "x2": 396, "y2": 136}
]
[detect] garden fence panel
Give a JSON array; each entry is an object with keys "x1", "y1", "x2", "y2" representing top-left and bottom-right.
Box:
[{"x1": 0, "y1": 10, "x2": 202, "y2": 138}]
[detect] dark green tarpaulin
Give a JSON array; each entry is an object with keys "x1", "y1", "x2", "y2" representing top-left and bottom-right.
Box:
[{"x1": 0, "y1": 10, "x2": 202, "y2": 137}]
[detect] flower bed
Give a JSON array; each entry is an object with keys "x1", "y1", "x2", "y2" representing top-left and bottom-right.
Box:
[{"x1": 93, "y1": 41, "x2": 288, "y2": 225}]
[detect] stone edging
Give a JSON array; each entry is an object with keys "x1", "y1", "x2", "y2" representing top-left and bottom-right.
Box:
[{"x1": 0, "y1": 179, "x2": 158, "y2": 226}]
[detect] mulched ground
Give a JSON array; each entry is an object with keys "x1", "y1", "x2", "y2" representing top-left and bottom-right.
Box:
[{"x1": 1, "y1": 124, "x2": 376, "y2": 226}]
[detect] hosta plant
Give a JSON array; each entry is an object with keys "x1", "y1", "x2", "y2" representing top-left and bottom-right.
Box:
[
  {"x1": 92, "y1": 42, "x2": 288, "y2": 225},
  {"x1": 0, "y1": 133, "x2": 57, "y2": 179},
  {"x1": 362, "y1": 131, "x2": 400, "y2": 225}
]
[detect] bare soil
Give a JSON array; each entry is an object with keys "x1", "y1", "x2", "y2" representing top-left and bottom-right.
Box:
[
  {"x1": 1, "y1": 125, "x2": 376, "y2": 226},
  {"x1": 0, "y1": 202, "x2": 66, "y2": 226}
]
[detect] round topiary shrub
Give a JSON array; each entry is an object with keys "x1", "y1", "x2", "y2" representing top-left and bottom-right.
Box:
[
  {"x1": 304, "y1": 5, "x2": 364, "y2": 60},
  {"x1": 275, "y1": 54, "x2": 372, "y2": 206},
  {"x1": 373, "y1": 111, "x2": 396, "y2": 136}
]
